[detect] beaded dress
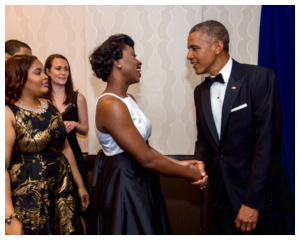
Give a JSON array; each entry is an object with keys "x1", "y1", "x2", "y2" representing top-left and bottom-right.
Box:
[{"x1": 7, "y1": 100, "x2": 83, "y2": 235}]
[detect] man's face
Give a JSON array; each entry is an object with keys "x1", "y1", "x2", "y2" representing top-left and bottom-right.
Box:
[{"x1": 187, "y1": 31, "x2": 217, "y2": 75}]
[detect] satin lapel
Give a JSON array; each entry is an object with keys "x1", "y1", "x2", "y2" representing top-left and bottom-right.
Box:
[
  {"x1": 201, "y1": 85, "x2": 219, "y2": 146},
  {"x1": 220, "y1": 75, "x2": 245, "y2": 138}
]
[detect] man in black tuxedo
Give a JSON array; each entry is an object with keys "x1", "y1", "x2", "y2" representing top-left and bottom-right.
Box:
[{"x1": 187, "y1": 20, "x2": 294, "y2": 234}]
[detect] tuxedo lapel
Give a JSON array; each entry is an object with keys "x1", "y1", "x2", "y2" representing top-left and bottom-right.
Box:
[
  {"x1": 220, "y1": 60, "x2": 245, "y2": 138},
  {"x1": 201, "y1": 84, "x2": 220, "y2": 146}
]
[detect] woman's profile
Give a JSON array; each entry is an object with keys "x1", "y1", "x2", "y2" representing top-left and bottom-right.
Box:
[
  {"x1": 89, "y1": 34, "x2": 208, "y2": 235},
  {"x1": 5, "y1": 55, "x2": 89, "y2": 235}
]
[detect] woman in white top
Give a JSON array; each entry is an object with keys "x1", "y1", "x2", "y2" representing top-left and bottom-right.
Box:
[{"x1": 89, "y1": 34, "x2": 208, "y2": 235}]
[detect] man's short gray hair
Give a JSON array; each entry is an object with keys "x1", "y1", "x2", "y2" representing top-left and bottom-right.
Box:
[{"x1": 189, "y1": 20, "x2": 230, "y2": 53}]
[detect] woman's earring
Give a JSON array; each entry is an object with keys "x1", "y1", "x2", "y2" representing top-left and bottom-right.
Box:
[{"x1": 118, "y1": 65, "x2": 122, "y2": 68}]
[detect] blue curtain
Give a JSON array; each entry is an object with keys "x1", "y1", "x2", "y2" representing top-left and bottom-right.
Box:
[{"x1": 258, "y1": 5, "x2": 295, "y2": 234}]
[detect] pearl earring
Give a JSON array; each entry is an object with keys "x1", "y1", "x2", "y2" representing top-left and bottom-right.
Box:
[{"x1": 118, "y1": 65, "x2": 121, "y2": 68}]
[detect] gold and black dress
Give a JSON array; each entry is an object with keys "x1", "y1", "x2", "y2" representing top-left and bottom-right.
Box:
[{"x1": 7, "y1": 101, "x2": 83, "y2": 235}]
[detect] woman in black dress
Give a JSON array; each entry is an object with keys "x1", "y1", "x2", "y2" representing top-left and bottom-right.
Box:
[
  {"x1": 5, "y1": 55, "x2": 89, "y2": 235},
  {"x1": 44, "y1": 54, "x2": 90, "y2": 233},
  {"x1": 89, "y1": 34, "x2": 208, "y2": 234}
]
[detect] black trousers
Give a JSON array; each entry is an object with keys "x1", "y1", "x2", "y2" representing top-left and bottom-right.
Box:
[{"x1": 211, "y1": 184, "x2": 289, "y2": 235}]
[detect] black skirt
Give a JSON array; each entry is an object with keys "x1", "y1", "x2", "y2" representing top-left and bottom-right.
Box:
[{"x1": 89, "y1": 150, "x2": 172, "y2": 235}]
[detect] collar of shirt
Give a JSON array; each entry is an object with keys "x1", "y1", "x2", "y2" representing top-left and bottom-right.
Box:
[{"x1": 210, "y1": 57, "x2": 232, "y2": 83}]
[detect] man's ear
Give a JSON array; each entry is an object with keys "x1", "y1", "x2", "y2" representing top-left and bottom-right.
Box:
[
  {"x1": 214, "y1": 40, "x2": 224, "y2": 55},
  {"x1": 5, "y1": 53, "x2": 11, "y2": 61}
]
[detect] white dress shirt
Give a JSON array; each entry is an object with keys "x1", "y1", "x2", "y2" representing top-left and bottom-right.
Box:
[{"x1": 210, "y1": 58, "x2": 233, "y2": 139}]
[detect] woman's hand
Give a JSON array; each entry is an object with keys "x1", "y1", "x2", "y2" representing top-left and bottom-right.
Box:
[
  {"x1": 5, "y1": 217, "x2": 24, "y2": 235},
  {"x1": 188, "y1": 164, "x2": 203, "y2": 182},
  {"x1": 78, "y1": 187, "x2": 90, "y2": 211},
  {"x1": 179, "y1": 160, "x2": 199, "y2": 167},
  {"x1": 180, "y1": 160, "x2": 208, "y2": 189},
  {"x1": 64, "y1": 121, "x2": 78, "y2": 134},
  {"x1": 5, "y1": 107, "x2": 23, "y2": 235},
  {"x1": 191, "y1": 162, "x2": 208, "y2": 189}
]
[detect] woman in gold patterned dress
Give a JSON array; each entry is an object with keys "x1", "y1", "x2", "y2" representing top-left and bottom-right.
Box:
[{"x1": 5, "y1": 55, "x2": 89, "y2": 235}]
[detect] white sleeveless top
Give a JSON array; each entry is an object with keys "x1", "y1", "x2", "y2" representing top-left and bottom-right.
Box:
[{"x1": 94, "y1": 93, "x2": 152, "y2": 156}]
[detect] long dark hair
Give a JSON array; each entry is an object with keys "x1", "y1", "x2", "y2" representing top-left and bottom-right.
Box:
[
  {"x1": 5, "y1": 54, "x2": 38, "y2": 105},
  {"x1": 44, "y1": 54, "x2": 75, "y2": 105}
]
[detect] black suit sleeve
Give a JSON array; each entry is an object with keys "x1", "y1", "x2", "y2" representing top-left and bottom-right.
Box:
[
  {"x1": 194, "y1": 87, "x2": 209, "y2": 167},
  {"x1": 243, "y1": 69, "x2": 283, "y2": 210}
]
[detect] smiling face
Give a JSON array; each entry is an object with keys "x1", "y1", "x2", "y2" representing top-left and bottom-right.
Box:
[
  {"x1": 118, "y1": 45, "x2": 142, "y2": 84},
  {"x1": 46, "y1": 57, "x2": 70, "y2": 86},
  {"x1": 187, "y1": 31, "x2": 217, "y2": 76},
  {"x1": 23, "y1": 59, "x2": 49, "y2": 97}
]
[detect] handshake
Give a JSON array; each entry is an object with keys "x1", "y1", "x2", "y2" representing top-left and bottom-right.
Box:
[{"x1": 180, "y1": 160, "x2": 208, "y2": 189}]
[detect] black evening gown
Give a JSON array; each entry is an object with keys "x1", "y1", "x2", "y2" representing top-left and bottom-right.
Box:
[
  {"x1": 90, "y1": 149, "x2": 172, "y2": 235},
  {"x1": 61, "y1": 91, "x2": 90, "y2": 217},
  {"x1": 61, "y1": 91, "x2": 87, "y2": 175},
  {"x1": 7, "y1": 101, "x2": 83, "y2": 235}
]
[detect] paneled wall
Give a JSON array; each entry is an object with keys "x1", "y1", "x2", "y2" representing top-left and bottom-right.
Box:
[{"x1": 5, "y1": 5, "x2": 261, "y2": 154}]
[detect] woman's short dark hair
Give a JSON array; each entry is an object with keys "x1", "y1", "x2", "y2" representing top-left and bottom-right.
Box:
[
  {"x1": 5, "y1": 54, "x2": 38, "y2": 105},
  {"x1": 89, "y1": 34, "x2": 135, "y2": 82},
  {"x1": 44, "y1": 54, "x2": 75, "y2": 105}
]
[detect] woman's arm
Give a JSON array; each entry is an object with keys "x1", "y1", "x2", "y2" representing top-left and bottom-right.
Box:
[
  {"x1": 62, "y1": 139, "x2": 89, "y2": 210},
  {"x1": 96, "y1": 96, "x2": 202, "y2": 182},
  {"x1": 121, "y1": 95, "x2": 202, "y2": 168},
  {"x1": 64, "y1": 93, "x2": 89, "y2": 135},
  {"x1": 150, "y1": 146, "x2": 181, "y2": 164},
  {"x1": 150, "y1": 146, "x2": 208, "y2": 187},
  {"x1": 74, "y1": 93, "x2": 89, "y2": 135},
  {"x1": 5, "y1": 106, "x2": 23, "y2": 235}
]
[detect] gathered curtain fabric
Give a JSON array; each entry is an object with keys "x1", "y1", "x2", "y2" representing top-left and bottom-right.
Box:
[{"x1": 258, "y1": 5, "x2": 295, "y2": 234}]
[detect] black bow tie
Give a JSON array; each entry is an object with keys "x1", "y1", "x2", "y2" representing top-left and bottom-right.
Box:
[{"x1": 205, "y1": 73, "x2": 225, "y2": 88}]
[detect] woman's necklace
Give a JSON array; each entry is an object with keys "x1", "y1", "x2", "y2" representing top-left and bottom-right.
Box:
[{"x1": 18, "y1": 98, "x2": 48, "y2": 114}]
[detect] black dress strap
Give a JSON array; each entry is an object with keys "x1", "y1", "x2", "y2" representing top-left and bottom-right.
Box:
[
  {"x1": 73, "y1": 91, "x2": 79, "y2": 105},
  {"x1": 6, "y1": 104, "x2": 18, "y2": 114}
]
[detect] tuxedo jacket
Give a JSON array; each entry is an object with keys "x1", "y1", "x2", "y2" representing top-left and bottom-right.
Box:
[{"x1": 194, "y1": 59, "x2": 294, "y2": 224}]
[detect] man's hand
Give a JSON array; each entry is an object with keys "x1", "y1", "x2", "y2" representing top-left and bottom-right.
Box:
[
  {"x1": 235, "y1": 204, "x2": 259, "y2": 231},
  {"x1": 191, "y1": 161, "x2": 208, "y2": 189},
  {"x1": 180, "y1": 161, "x2": 208, "y2": 189}
]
